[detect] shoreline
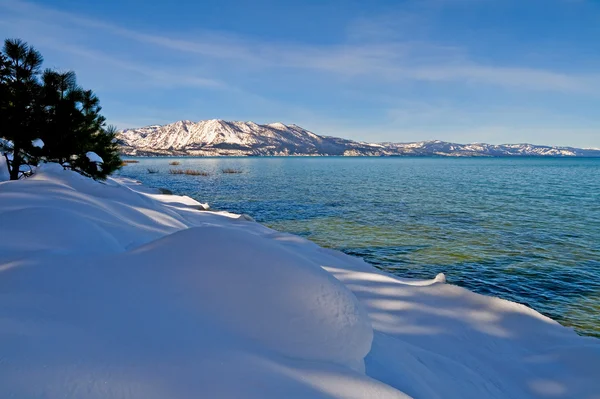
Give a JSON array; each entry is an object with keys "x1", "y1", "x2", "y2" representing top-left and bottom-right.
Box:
[
  {"x1": 119, "y1": 156, "x2": 600, "y2": 339},
  {"x1": 1, "y1": 163, "x2": 599, "y2": 398},
  {"x1": 144, "y1": 178, "x2": 599, "y2": 339},
  {"x1": 121, "y1": 154, "x2": 600, "y2": 159}
]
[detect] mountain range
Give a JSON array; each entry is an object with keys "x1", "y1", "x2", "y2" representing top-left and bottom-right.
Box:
[{"x1": 117, "y1": 120, "x2": 600, "y2": 157}]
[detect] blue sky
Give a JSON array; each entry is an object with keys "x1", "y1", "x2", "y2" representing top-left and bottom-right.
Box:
[{"x1": 1, "y1": 0, "x2": 599, "y2": 147}]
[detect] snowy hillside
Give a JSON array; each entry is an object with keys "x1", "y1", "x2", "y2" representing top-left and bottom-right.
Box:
[
  {"x1": 118, "y1": 119, "x2": 600, "y2": 157},
  {"x1": 385, "y1": 140, "x2": 600, "y2": 157},
  {"x1": 1, "y1": 163, "x2": 599, "y2": 398},
  {"x1": 118, "y1": 119, "x2": 382, "y2": 156}
]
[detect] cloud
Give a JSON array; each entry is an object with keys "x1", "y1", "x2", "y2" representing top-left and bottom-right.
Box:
[
  {"x1": 2, "y1": 0, "x2": 599, "y2": 94},
  {"x1": 1, "y1": 0, "x2": 598, "y2": 146},
  {"x1": 0, "y1": 1, "x2": 229, "y2": 90},
  {"x1": 45, "y1": 42, "x2": 226, "y2": 89}
]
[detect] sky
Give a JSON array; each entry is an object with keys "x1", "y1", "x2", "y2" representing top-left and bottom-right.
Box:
[{"x1": 0, "y1": 0, "x2": 599, "y2": 147}]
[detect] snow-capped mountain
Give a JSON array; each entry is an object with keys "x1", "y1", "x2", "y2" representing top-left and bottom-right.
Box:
[
  {"x1": 118, "y1": 119, "x2": 382, "y2": 156},
  {"x1": 118, "y1": 120, "x2": 600, "y2": 157}
]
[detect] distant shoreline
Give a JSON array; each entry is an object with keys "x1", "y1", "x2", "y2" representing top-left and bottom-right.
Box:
[{"x1": 121, "y1": 154, "x2": 600, "y2": 158}]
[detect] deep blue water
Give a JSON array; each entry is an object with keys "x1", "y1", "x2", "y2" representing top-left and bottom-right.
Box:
[{"x1": 117, "y1": 157, "x2": 600, "y2": 337}]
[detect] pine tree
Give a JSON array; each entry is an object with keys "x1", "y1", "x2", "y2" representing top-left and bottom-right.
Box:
[
  {"x1": 0, "y1": 39, "x2": 43, "y2": 180},
  {"x1": 41, "y1": 70, "x2": 89, "y2": 165},
  {"x1": 0, "y1": 52, "x2": 9, "y2": 141},
  {"x1": 79, "y1": 125, "x2": 122, "y2": 179},
  {"x1": 1, "y1": 38, "x2": 121, "y2": 180},
  {"x1": 40, "y1": 71, "x2": 121, "y2": 178}
]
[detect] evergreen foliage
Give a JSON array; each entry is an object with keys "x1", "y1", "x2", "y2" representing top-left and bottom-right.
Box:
[{"x1": 0, "y1": 38, "x2": 121, "y2": 180}]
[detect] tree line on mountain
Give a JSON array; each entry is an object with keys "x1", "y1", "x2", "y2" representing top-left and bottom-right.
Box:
[{"x1": 0, "y1": 38, "x2": 121, "y2": 180}]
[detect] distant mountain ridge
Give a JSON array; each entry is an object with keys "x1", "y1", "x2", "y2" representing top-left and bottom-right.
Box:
[{"x1": 117, "y1": 119, "x2": 600, "y2": 157}]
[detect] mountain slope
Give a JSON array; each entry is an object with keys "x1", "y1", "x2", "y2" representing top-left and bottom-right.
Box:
[
  {"x1": 118, "y1": 119, "x2": 377, "y2": 156},
  {"x1": 118, "y1": 120, "x2": 600, "y2": 157}
]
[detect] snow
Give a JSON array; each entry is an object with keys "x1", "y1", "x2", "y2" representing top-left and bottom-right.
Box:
[
  {"x1": 0, "y1": 138, "x2": 13, "y2": 150},
  {"x1": 0, "y1": 156, "x2": 9, "y2": 181},
  {"x1": 117, "y1": 119, "x2": 600, "y2": 157},
  {"x1": 86, "y1": 151, "x2": 104, "y2": 164},
  {"x1": 31, "y1": 138, "x2": 45, "y2": 149},
  {"x1": 268, "y1": 122, "x2": 288, "y2": 130},
  {"x1": 118, "y1": 119, "x2": 333, "y2": 156},
  {"x1": 147, "y1": 193, "x2": 210, "y2": 210},
  {"x1": 0, "y1": 164, "x2": 599, "y2": 398}
]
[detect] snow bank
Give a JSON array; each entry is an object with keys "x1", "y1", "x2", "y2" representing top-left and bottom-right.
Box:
[{"x1": 0, "y1": 164, "x2": 598, "y2": 399}]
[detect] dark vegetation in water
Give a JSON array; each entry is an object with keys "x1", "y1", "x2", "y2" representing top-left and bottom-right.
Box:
[{"x1": 169, "y1": 169, "x2": 209, "y2": 176}]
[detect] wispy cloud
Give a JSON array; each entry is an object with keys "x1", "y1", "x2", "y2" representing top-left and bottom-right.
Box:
[
  {"x1": 1, "y1": 0, "x2": 598, "y2": 146},
  {"x1": 44, "y1": 42, "x2": 226, "y2": 89},
  {"x1": 2, "y1": 0, "x2": 598, "y2": 93},
  {"x1": 0, "y1": 0, "x2": 230, "y2": 90}
]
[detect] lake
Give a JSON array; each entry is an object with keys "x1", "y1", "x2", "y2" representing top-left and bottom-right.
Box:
[{"x1": 117, "y1": 157, "x2": 600, "y2": 337}]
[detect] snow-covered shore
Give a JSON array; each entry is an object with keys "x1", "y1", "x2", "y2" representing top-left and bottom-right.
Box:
[{"x1": 1, "y1": 163, "x2": 599, "y2": 398}]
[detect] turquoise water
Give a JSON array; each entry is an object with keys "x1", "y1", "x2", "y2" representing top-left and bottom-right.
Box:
[{"x1": 117, "y1": 157, "x2": 600, "y2": 337}]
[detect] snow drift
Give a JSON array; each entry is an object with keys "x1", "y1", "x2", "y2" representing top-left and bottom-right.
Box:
[{"x1": 0, "y1": 164, "x2": 598, "y2": 398}]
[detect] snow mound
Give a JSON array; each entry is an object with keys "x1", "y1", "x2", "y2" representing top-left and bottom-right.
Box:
[
  {"x1": 127, "y1": 226, "x2": 372, "y2": 372},
  {"x1": 0, "y1": 206, "x2": 123, "y2": 255},
  {"x1": 0, "y1": 163, "x2": 599, "y2": 398},
  {"x1": 86, "y1": 151, "x2": 103, "y2": 163},
  {"x1": 31, "y1": 138, "x2": 45, "y2": 149}
]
